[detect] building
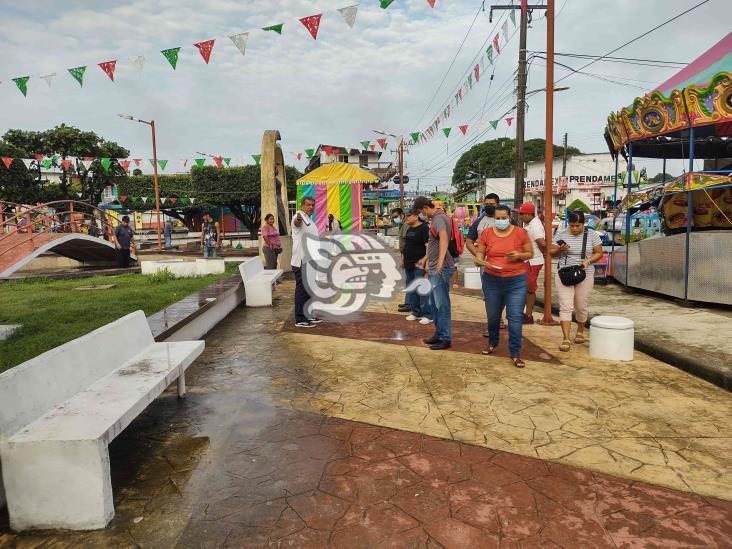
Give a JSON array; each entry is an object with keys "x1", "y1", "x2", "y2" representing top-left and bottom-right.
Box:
[{"x1": 304, "y1": 144, "x2": 396, "y2": 182}]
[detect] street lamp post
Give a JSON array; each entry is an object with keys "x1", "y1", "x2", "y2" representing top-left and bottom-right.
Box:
[
  {"x1": 118, "y1": 114, "x2": 163, "y2": 251},
  {"x1": 373, "y1": 130, "x2": 405, "y2": 209}
]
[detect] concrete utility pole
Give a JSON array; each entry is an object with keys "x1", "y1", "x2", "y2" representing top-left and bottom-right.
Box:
[
  {"x1": 398, "y1": 138, "x2": 405, "y2": 209},
  {"x1": 490, "y1": 3, "x2": 546, "y2": 211},
  {"x1": 562, "y1": 132, "x2": 568, "y2": 176}
]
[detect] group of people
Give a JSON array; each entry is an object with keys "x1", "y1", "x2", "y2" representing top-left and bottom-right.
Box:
[{"x1": 395, "y1": 193, "x2": 604, "y2": 368}]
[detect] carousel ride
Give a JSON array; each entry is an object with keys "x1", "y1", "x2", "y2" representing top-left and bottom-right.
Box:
[{"x1": 604, "y1": 32, "x2": 732, "y2": 305}]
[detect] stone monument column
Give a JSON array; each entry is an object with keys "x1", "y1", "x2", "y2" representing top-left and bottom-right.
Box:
[{"x1": 260, "y1": 130, "x2": 293, "y2": 271}]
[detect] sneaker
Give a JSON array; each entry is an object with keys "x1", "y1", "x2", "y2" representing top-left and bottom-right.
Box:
[
  {"x1": 419, "y1": 317, "x2": 433, "y2": 325},
  {"x1": 423, "y1": 335, "x2": 440, "y2": 345},
  {"x1": 295, "y1": 321, "x2": 316, "y2": 328},
  {"x1": 405, "y1": 314, "x2": 419, "y2": 321},
  {"x1": 430, "y1": 340, "x2": 452, "y2": 350},
  {"x1": 308, "y1": 317, "x2": 324, "y2": 324},
  {"x1": 398, "y1": 305, "x2": 411, "y2": 313}
]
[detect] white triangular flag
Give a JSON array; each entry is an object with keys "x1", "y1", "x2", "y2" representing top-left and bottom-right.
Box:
[
  {"x1": 40, "y1": 72, "x2": 56, "y2": 87},
  {"x1": 161, "y1": 197, "x2": 167, "y2": 204},
  {"x1": 81, "y1": 160, "x2": 93, "y2": 171},
  {"x1": 21, "y1": 159, "x2": 35, "y2": 170},
  {"x1": 338, "y1": 5, "x2": 359, "y2": 28},
  {"x1": 130, "y1": 55, "x2": 145, "y2": 74},
  {"x1": 77, "y1": 193, "x2": 83, "y2": 198},
  {"x1": 229, "y1": 32, "x2": 249, "y2": 56},
  {"x1": 141, "y1": 197, "x2": 148, "y2": 204},
  {"x1": 189, "y1": 198, "x2": 196, "y2": 204},
  {"x1": 502, "y1": 20, "x2": 509, "y2": 43}
]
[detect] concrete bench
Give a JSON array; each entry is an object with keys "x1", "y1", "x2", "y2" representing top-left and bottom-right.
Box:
[
  {"x1": 0, "y1": 310, "x2": 204, "y2": 531},
  {"x1": 239, "y1": 257, "x2": 283, "y2": 307}
]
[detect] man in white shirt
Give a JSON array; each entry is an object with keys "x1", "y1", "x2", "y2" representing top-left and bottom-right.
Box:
[
  {"x1": 519, "y1": 203, "x2": 546, "y2": 324},
  {"x1": 291, "y1": 196, "x2": 322, "y2": 328}
]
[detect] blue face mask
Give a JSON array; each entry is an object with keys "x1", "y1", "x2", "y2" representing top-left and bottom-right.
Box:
[
  {"x1": 494, "y1": 218, "x2": 511, "y2": 230},
  {"x1": 393, "y1": 218, "x2": 402, "y2": 225}
]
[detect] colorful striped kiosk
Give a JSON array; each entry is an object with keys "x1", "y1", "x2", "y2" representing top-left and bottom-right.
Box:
[{"x1": 296, "y1": 163, "x2": 379, "y2": 233}]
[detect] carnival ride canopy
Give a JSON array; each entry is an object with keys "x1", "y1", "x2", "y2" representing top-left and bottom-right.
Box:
[
  {"x1": 296, "y1": 163, "x2": 379, "y2": 233},
  {"x1": 604, "y1": 32, "x2": 732, "y2": 159}
]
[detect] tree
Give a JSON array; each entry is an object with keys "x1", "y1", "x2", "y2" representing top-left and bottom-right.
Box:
[
  {"x1": 2, "y1": 124, "x2": 129, "y2": 203},
  {"x1": 648, "y1": 172, "x2": 675, "y2": 184},
  {"x1": 117, "y1": 174, "x2": 200, "y2": 229},
  {"x1": 0, "y1": 142, "x2": 37, "y2": 203},
  {"x1": 567, "y1": 198, "x2": 590, "y2": 212},
  {"x1": 452, "y1": 138, "x2": 582, "y2": 194}
]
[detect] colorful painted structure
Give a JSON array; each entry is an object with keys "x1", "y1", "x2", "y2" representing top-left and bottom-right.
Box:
[
  {"x1": 604, "y1": 32, "x2": 732, "y2": 304},
  {"x1": 296, "y1": 163, "x2": 378, "y2": 233}
]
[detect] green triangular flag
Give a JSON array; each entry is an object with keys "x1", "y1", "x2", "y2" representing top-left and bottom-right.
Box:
[
  {"x1": 360, "y1": 141, "x2": 370, "y2": 150},
  {"x1": 490, "y1": 120, "x2": 499, "y2": 130},
  {"x1": 305, "y1": 148, "x2": 315, "y2": 159},
  {"x1": 380, "y1": 0, "x2": 395, "y2": 8},
  {"x1": 158, "y1": 159, "x2": 168, "y2": 171},
  {"x1": 467, "y1": 74, "x2": 473, "y2": 89},
  {"x1": 252, "y1": 154, "x2": 261, "y2": 165},
  {"x1": 194, "y1": 158, "x2": 206, "y2": 168},
  {"x1": 12, "y1": 76, "x2": 30, "y2": 97},
  {"x1": 68, "y1": 66, "x2": 87, "y2": 87},
  {"x1": 619, "y1": 171, "x2": 627, "y2": 184},
  {"x1": 486, "y1": 45, "x2": 494, "y2": 64},
  {"x1": 179, "y1": 197, "x2": 189, "y2": 205},
  {"x1": 262, "y1": 24, "x2": 283, "y2": 34},
  {"x1": 223, "y1": 157, "x2": 231, "y2": 166},
  {"x1": 130, "y1": 196, "x2": 138, "y2": 203},
  {"x1": 443, "y1": 128, "x2": 451, "y2": 138},
  {"x1": 410, "y1": 132, "x2": 420, "y2": 143},
  {"x1": 100, "y1": 158, "x2": 112, "y2": 172},
  {"x1": 161, "y1": 47, "x2": 181, "y2": 70},
  {"x1": 510, "y1": 8, "x2": 516, "y2": 26},
  {"x1": 42, "y1": 159, "x2": 52, "y2": 169}
]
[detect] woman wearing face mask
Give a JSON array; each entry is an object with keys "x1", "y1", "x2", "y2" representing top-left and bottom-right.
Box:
[
  {"x1": 550, "y1": 210, "x2": 604, "y2": 352},
  {"x1": 474, "y1": 205, "x2": 534, "y2": 368}
]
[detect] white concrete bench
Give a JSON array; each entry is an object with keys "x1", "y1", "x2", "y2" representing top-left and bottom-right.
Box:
[
  {"x1": 239, "y1": 257, "x2": 283, "y2": 307},
  {"x1": 0, "y1": 310, "x2": 204, "y2": 531}
]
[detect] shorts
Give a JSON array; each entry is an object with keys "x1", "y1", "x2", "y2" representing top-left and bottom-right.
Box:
[{"x1": 526, "y1": 263, "x2": 543, "y2": 293}]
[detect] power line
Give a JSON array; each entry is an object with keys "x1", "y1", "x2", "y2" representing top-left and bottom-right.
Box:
[
  {"x1": 534, "y1": 51, "x2": 687, "y2": 66},
  {"x1": 555, "y1": 0, "x2": 712, "y2": 85}
]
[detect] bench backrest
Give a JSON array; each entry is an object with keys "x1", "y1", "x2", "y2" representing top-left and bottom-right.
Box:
[
  {"x1": 0, "y1": 310, "x2": 154, "y2": 441},
  {"x1": 239, "y1": 257, "x2": 264, "y2": 282}
]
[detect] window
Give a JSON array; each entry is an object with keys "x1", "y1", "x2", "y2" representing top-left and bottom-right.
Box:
[
  {"x1": 359, "y1": 154, "x2": 369, "y2": 167},
  {"x1": 339, "y1": 155, "x2": 349, "y2": 163}
]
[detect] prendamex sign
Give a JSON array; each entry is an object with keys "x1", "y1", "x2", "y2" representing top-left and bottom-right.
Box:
[{"x1": 525, "y1": 174, "x2": 619, "y2": 191}]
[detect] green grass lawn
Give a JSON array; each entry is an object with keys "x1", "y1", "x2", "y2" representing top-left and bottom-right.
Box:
[{"x1": 0, "y1": 265, "x2": 238, "y2": 373}]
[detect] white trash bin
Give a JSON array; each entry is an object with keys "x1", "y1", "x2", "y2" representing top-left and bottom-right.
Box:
[
  {"x1": 590, "y1": 315, "x2": 635, "y2": 361},
  {"x1": 463, "y1": 267, "x2": 482, "y2": 290}
]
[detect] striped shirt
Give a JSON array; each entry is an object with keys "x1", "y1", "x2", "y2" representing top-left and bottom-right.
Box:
[{"x1": 553, "y1": 228, "x2": 602, "y2": 274}]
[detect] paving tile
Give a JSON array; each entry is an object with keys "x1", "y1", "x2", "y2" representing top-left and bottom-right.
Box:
[{"x1": 424, "y1": 517, "x2": 499, "y2": 549}]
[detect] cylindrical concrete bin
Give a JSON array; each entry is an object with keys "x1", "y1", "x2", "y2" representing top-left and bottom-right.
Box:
[
  {"x1": 463, "y1": 267, "x2": 482, "y2": 290},
  {"x1": 590, "y1": 316, "x2": 635, "y2": 361}
]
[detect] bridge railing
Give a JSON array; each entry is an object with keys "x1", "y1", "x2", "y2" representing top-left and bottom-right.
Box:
[{"x1": 0, "y1": 200, "x2": 125, "y2": 261}]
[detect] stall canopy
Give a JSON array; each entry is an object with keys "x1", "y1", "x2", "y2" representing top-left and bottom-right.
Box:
[
  {"x1": 296, "y1": 163, "x2": 378, "y2": 233},
  {"x1": 604, "y1": 32, "x2": 732, "y2": 159}
]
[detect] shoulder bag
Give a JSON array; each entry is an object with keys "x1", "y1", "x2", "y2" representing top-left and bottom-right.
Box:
[{"x1": 557, "y1": 229, "x2": 588, "y2": 286}]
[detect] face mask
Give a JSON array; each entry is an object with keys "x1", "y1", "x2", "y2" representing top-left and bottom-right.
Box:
[
  {"x1": 418, "y1": 213, "x2": 428, "y2": 221},
  {"x1": 393, "y1": 218, "x2": 402, "y2": 225},
  {"x1": 484, "y1": 205, "x2": 496, "y2": 216},
  {"x1": 494, "y1": 218, "x2": 511, "y2": 230}
]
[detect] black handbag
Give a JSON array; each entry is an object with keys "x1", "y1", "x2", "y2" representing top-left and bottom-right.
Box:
[{"x1": 557, "y1": 229, "x2": 588, "y2": 286}]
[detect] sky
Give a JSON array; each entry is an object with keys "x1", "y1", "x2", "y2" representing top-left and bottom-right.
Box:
[{"x1": 1, "y1": 0, "x2": 728, "y2": 190}]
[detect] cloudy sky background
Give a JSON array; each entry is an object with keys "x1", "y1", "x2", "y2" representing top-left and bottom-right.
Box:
[{"x1": 1, "y1": 0, "x2": 728, "y2": 189}]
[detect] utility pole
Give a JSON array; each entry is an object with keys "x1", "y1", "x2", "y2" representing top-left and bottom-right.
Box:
[
  {"x1": 491, "y1": 3, "x2": 545, "y2": 213},
  {"x1": 398, "y1": 138, "x2": 405, "y2": 209},
  {"x1": 562, "y1": 132, "x2": 568, "y2": 176}
]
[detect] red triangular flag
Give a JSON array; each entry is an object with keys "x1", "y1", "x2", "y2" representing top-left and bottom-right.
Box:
[
  {"x1": 493, "y1": 34, "x2": 501, "y2": 55},
  {"x1": 369, "y1": 144, "x2": 376, "y2": 151},
  {"x1": 299, "y1": 14, "x2": 322, "y2": 40},
  {"x1": 133, "y1": 158, "x2": 142, "y2": 166},
  {"x1": 332, "y1": 147, "x2": 339, "y2": 156},
  {"x1": 474, "y1": 64, "x2": 480, "y2": 82},
  {"x1": 120, "y1": 160, "x2": 131, "y2": 171},
  {"x1": 194, "y1": 39, "x2": 215, "y2": 64},
  {"x1": 459, "y1": 125, "x2": 468, "y2": 135},
  {"x1": 427, "y1": 0, "x2": 436, "y2": 7},
  {"x1": 377, "y1": 138, "x2": 387, "y2": 150},
  {"x1": 98, "y1": 60, "x2": 117, "y2": 81},
  {"x1": 213, "y1": 156, "x2": 224, "y2": 168},
  {"x1": 61, "y1": 159, "x2": 72, "y2": 170},
  {"x1": 120, "y1": 195, "x2": 127, "y2": 202},
  {"x1": 296, "y1": 152, "x2": 302, "y2": 160},
  {"x1": 324, "y1": 146, "x2": 332, "y2": 155},
  {"x1": 506, "y1": 117, "x2": 514, "y2": 126},
  {"x1": 170, "y1": 197, "x2": 178, "y2": 204},
  {"x1": 35, "y1": 153, "x2": 45, "y2": 161},
  {"x1": 1, "y1": 157, "x2": 12, "y2": 169}
]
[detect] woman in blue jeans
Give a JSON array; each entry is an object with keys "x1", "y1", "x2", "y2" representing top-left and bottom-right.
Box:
[
  {"x1": 402, "y1": 209, "x2": 433, "y2": 323},
  {"x1": 474, "y1": 205, "x2": 534, "y2": 368}
]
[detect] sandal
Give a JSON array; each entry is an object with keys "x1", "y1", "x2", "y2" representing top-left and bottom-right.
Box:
[
  {"x1": 500, "y1": 320, "x2": 507, "y2": 330},
  {"x1": 482, "y1": 345, "x2": 497, "y2": 355},
  {"x1": 574, "y1": 333, "x2": 586, "y2": 344},
  {"x1": 512, "y1": 357, "x2": 525, "y2": 369},
  {"x1": 559, "y1": 340, "x2": 571, "y2": 352}
]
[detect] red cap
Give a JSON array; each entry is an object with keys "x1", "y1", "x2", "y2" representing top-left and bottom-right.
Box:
[{"x1": 518, "y1": 203, "x2": 536, "y2": 214}]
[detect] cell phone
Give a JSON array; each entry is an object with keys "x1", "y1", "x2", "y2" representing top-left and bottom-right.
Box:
[{"x1": 556, "y1": 239, "x2": 566, "y2": 246}]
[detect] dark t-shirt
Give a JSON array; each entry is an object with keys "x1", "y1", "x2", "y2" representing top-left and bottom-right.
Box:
[
  {"x1": 403, "y1": 223, "x2": 429, "y2": 269},
  {"x1": 114, "y1": 224, "x2": 134, "y2": 250}
]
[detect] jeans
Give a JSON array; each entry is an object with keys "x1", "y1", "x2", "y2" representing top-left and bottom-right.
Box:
[
  {"x1": 164, "y1": 234, "x2": 172, "y2": 249},
  {"x1": 293, "y1": 266, "x2": 311, "y2": 323},
  {"x1": 203, "y1": 245, "x2": 217, "y2": 258},
  {"x1": 405, "y1": 267, "x2": 432, "y2": 319},
  {"x1": 429, "y1": 265, "x2": 454, "y2": 341},
  {"x1": 482, "y1": 272, "x2": 527, "y2": 358}
]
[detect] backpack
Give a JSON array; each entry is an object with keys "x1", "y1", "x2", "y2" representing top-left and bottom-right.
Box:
[{"x1": 430, "y1": 212, "x2": 464, "y2": 258}]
